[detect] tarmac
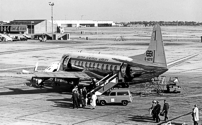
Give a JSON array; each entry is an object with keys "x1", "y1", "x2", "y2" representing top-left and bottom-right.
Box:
[
  {"x1": 0, "y1": 26, "x2": 202, "y2": 125},
  {"x1": 0, "y1": 80, "x2": 156, "y2": 125}
]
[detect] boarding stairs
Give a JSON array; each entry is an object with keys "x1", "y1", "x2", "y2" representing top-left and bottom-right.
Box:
[{"x1": 90, "y1": 73, "x2": 119, "y2": 95}]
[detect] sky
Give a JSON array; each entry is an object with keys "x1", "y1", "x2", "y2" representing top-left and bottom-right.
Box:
[{"x1": 0, "y1": 0, "x2": 202, "y2": 22}]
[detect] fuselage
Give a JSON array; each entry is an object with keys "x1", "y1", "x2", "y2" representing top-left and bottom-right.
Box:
[{"x1": 59, "y1": 52, "x2": 168, "y2": 83}]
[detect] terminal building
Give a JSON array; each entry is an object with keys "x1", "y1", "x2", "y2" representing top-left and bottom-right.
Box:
[
  {"x1": 54, "y1": 20, "x2": 115, "y2": 27},
  {"x1": 2, "y1": 19, "x2": 115, "y2": 34},
  {"x1": 5, "y1": 19, "x2": 57, "y2": 34}
]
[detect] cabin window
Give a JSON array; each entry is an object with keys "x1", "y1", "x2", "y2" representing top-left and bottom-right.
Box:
[
  {"x1": 89, "y1": 62, "x2": 91, "y2": 68},
  {"x1": 101, "y1": 64, "x2": 104, "y2": 70},
  {"x1": 74, "y1": 61, "x2": 77, "y2": 65},
  {"x1": 78, "y1": 61, "x2": 81, "y2": 66},
  {"x1": 97, "y1": 64, "x2": 99, "y2": 69},
  {"x1": 114, "y1": 65, "x2": 117, "y2": 71},
  {"x1": 81, "y1": 62, "x2": 83, "y2": 67},
  {"x1": 110, "y1": 65, "x2": 113, "y2": 71},
  {"x1": 106, "y1": 65, "x2": 108, "y2": 70},
  {"x1": 92, "y1": 63, "x2": 95, "y2": 68},
  {"x1": 85, "y1": 62, "x2": 88, "y2": 67}
]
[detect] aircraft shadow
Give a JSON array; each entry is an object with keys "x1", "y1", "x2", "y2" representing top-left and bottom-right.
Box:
[
  {"x1": 47, "y1": 98, "x2": 86, "y2": 109},
  {"x1": 0, "y1": 82, "x2": 73, "y2": 96},
  {"x1": 127, "y1": 115, "x2": 155, "y2": 123}
]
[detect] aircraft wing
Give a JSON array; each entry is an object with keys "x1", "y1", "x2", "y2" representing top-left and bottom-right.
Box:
[
  {"x1": 167, "y1": 54, "x2": 198, "y2": 69},
  {"x1": 33, "y1": 71, "x2": 91, "y2": 81}
]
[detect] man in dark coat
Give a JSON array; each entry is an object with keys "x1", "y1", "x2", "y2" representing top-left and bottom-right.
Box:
[
  {"x1": 153, "y1": 101, "x2": 161, "y2": 123},
  {"x1": 162, "y1": 100, "x2": 169, "y2": 121},
  {"x1": 72, "y1": 87, "x2": 79, "y2": 109}
]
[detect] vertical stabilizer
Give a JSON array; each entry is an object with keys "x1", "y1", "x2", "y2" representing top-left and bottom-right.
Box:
[{"x1": 131, "y1": 24, "x2": 167, "y2": 68}]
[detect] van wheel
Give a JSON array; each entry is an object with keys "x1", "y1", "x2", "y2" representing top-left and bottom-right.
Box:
[
  {"x1": 100, "y1": 100, "x2": 106, "y2": 106},
  {"x1": 122, "y1": 100, "x2": 128, "y2": 106}
]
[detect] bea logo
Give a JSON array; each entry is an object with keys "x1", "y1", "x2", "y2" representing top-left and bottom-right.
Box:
[{"x1": 146, "y1": 50, "x2": 154, "y2": 57}]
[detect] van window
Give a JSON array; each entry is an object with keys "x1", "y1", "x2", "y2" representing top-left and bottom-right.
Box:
[
  {"x1": 117, "y1": 92, "x2": 129, "y2": 96},
  {"x1": 110, "y1": 92, "x2": 116, "y2": 96}
]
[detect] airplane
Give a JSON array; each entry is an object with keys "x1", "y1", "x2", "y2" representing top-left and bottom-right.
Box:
[
  {"x1": 32, "y1": 24, "x2": 198, "y2": 86},
  {"x1": 0, "y1": 33, "x2": 13, "y2": 41}
]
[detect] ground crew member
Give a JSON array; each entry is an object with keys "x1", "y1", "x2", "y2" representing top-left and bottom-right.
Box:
[
  {"x1": 192, "y1": 104, "x2": 199, "y2": 125},
  {"x1": 162, "y1": 100, "x2": 169, "y2": 121},
  {"x1": 173, "y1": 77, "x2": 179, "y2": 85},
  {"x1": 90, "y1": 92, "x2": 97, "y2": 109}
]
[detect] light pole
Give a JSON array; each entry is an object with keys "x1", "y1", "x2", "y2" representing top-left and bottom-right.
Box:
[
  {"x1": 176, "y1": 20, "x2": 178, "y2": 42},
  {"x1": 31, "y1": 21, "x2": 34, "y2": 34},
  {"x1": 49, "y1": 2, "x2": 54, "y2": 40},
  {"x1": 81, "y1": 15, "x2": 84, "y2": 20}
]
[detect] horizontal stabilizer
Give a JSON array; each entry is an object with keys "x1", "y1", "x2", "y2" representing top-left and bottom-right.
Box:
[{"x1": 167, "y1": 54, "x2": 198, "y2": 69}]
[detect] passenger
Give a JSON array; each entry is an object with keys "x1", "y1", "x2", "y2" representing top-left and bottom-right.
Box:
[
  {"x1": 87, "y1": 92, "x2": 93, "y2": 105},
  {"x1": 192, "y1": 104, "x2": 199, "y2": 125},
  {"x1": 150, "y1": 100, "x2": 156, "y2": 121},
  {"x1": 162, "y1": 100, "x2": 169, "y2": 121},
  {"x1": 156, "y1": 101, "x2": 161, "y2": 123},
  {"x1": 72, "y1": 86, "x2": 79, "y2": 109},
  {"x1": 78, "y1": 88, "x2": 83, "y2": 108},
  {"x1": 90, "y1": 92, "x2": 97, "y2": 109},
  {"x1": 153, "y1": 101, "x2": 161, "y2": 123},
  {"x1": 82, "y1": 87, "x2": 87, "y2": 107}
]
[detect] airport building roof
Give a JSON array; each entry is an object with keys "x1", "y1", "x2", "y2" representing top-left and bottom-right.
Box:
[{"x1": 6, "y1": 19, "x2": 46, "y2": 25}]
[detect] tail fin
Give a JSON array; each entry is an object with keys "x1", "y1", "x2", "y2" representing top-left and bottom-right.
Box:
[
  {"x1": 130, "y1": 24, "x2": 167, "y2": 68},
  {"x1": 34, "y1": 62, "x2": 38, "y2": 72}
]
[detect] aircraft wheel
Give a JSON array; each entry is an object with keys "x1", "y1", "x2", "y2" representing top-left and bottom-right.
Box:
[
  {"x1": 100, "y1": 100, "x2": 106, "y2": 106},
  {"x1": 122, "y1": 100, "x2": 128, "y2": 106}
]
